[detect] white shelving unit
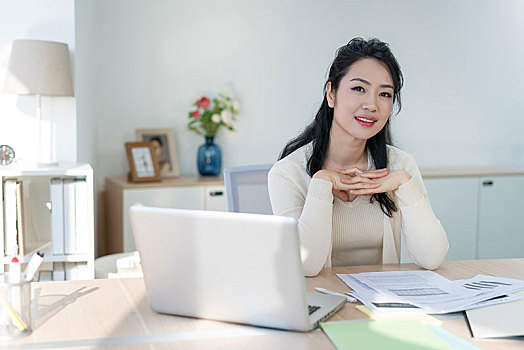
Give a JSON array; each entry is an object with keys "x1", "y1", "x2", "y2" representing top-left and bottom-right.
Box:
[{"x1": 1, "y1": 162, "x2": 94, "y2": 280}]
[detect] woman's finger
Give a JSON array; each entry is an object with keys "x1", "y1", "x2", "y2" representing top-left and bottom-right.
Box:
[
  {"x1": 336, "y1": 167, "x2": 388, "y2": 178},
  {"x1": 340, "y1": 176, "x2": 378, "y2": 185},
  {"x1": 335, "y1": 167, "x2": 363, "y2": 175},
  {"x1": 366, "y1": 168, "x2": 388, "y2": 172},
  {"x1": 360, "y1": 170, "x2": 389, "y2": 179},
  {"x1": 343, "y1": 183, "x2": 381, "y2": 190},
  {"x1": 348, "y1": 189, "x2": 375, "y2": 195},
  {"x1": 333, "y1": 189, "x2": 349, "y2": 201}
]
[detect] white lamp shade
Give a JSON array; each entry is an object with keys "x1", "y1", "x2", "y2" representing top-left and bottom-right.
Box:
[{"x1": 3, "y1": 39, "x2": 74, "y2": 96}]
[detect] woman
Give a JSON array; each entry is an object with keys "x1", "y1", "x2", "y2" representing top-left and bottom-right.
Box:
[
  {"x1": 150, "y1": 137, "x2": 171, "y2": 173},
  {"x1": 268, "y1": 38, "x2": 448, "y2": 277}
]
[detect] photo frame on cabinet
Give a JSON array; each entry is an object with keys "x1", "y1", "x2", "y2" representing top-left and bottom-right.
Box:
[
  {"x1": 135, "y1": 128, "x2": 179, "y2": 178},
  {"x1": 125, "y1": 142, "x2": 161, "y2": 183}
]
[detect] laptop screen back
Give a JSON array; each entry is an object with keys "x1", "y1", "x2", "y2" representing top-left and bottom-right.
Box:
[{"x1": 130, "y1": 205, "x2": 311, "y2": 331}]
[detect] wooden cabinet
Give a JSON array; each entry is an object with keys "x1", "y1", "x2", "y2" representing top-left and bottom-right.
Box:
[
  {"x1": 105, "y1": 176, "x2": 226, "y2": 254},
  {"x1": 401, "y1": 168, "x2": 524, "y2": 262}
]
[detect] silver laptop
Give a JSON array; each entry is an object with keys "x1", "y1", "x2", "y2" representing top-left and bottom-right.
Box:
[{"x1": 129, "y1": 205, "x2": 345, "y2": 331}]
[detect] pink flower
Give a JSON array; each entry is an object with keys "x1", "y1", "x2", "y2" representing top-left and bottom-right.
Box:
[
  {"x1": 197, "y1": 96, "x2": 210, "y2": 108},
  {"x1": 191, "y1": 110, "x2": 201, "y2": 118}
]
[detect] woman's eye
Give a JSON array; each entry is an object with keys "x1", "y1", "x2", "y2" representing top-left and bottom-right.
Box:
[
  {"x1": 352, "y1": 86, "x2": 364, "y2": 92},
  {"x1": 380, "y1": 92, "x2": 392, "y2": 98}
]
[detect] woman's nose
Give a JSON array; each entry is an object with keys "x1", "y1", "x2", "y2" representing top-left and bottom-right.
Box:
[{"x1": 362, "y1": 94, "x2": 378, "y2": 112}]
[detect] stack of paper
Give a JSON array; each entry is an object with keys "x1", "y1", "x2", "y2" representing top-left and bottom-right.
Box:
[
  {"x1": 337, "y1": 271, "x2": 524, "y2": 314},
  {"x1": 354, "y1": 304, "x2": 441, "y2": 325}
]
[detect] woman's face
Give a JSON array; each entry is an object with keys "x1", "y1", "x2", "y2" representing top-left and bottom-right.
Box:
[
  {"x1": 327, "y1": 57, "x2": 394, "y2": 141},
  {"x1": 151, "y1": 140, "x2": 164, "y2": 157}
]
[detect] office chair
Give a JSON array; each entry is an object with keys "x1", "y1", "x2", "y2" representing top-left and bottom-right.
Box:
[{"x1": 223, "y1": 164, "x2": 274, "y2": 214}]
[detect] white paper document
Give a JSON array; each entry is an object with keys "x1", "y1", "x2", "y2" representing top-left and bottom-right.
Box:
[
  {"x1": 337, "y1": 271, "x2": 524, "y2": 314},
  {"x1": 466, "y1": 290, "x2": 524, "y2": 338}
]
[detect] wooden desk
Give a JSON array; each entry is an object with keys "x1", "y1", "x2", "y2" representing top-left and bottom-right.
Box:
[{"x1": 7, "y1": 259, "x2": 524, "y2": 349}]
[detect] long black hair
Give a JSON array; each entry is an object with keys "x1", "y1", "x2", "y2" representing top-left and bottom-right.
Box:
[{"x1": 279, "y1": 37, "x2": 403, "y2": 217}]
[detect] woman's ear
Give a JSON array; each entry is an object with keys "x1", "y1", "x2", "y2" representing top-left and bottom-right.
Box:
[{"x1": 326, "y1": 82, "x2": 335, "y2": 108}]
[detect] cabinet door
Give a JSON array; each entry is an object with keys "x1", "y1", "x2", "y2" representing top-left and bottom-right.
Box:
[
  {"x1": 478, "y1": 175, "x2": 524, "y2": 259},
  {"x1": 122, "y1": 186, "x2": 205, "y2": 252},
  {"x1": 204, "y1": 185, "x2": 227, "y2": 211},
  {"x1": 401, "y1": 177, "x2": 478, "y2": 262}
]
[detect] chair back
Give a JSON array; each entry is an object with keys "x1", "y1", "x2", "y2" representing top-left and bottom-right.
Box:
[{"x1": 223, "y1": 164, "x2": 274, "y2": 214}]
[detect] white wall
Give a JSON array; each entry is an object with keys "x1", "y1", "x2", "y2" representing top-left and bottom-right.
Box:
[
  {"x1": 74, "y1": 3, "x2": 97, "y2": 167},
  {"x1": 0, "y1": 0, "x2": 76, "y2": 164},
  {"x1": 75, "y1": 0, "x2": 524, "y2": 189}
]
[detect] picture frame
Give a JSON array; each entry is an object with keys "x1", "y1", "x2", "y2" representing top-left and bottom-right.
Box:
[
  {"x1": 135, "y1": 128, "x2": 180, "y2": 178},
  {"x1": 125, "y1": 141, "x2": 162, "y2": 183}
]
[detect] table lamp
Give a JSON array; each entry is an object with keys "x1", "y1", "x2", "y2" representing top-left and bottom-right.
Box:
[{"x1": 3, "y1": 39, "x2": 74, "y2": 166}]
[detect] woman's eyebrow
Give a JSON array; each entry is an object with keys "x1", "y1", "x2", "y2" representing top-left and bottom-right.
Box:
[
  {"x1": 350, "y1": 77, "x2": 394, "y2": 90},
  {"x1": 350, "y1": 77, "x2": 370, "y2": 85}
]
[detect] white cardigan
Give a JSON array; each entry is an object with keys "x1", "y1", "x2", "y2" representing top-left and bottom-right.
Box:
[{"x1": 268, "y1": 144, "x2": 449, "y2": 276}]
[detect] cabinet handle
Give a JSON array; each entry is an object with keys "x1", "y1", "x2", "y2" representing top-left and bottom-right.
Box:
[
  {"x1": 482, "y1": 180, "x2": 493, "y2": 186},
  {"x1": 209, "y1": 191, "x2": 223, "y2": 196}
]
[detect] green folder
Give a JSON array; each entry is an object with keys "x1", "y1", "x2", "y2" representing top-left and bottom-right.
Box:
[{"x1": 320, "y1": 320, "x2": 453, "y2": 350}]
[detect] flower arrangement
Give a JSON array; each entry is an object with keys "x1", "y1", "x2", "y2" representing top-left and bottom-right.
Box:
[{"x1": 187, "y1": 89, "x2": 240, "y2": 137}]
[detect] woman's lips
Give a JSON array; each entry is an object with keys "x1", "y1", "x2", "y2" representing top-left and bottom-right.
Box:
[{"x1": 354, "y1": 116, "x2": 377, "y2": 127}]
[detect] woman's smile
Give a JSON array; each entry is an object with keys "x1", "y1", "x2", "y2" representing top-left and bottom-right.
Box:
[{"x1": 354, "y1": 115, "x2": 377, "y2": 127}]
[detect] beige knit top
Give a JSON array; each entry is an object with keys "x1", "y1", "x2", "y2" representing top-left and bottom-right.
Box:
[{"x1": 268, "y1": 143, "x2": 449, "y2": 277}]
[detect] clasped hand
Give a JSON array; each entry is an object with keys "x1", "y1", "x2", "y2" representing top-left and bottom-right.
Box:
[{"x1": 313, "y1": 168, "x2": 411, "y2": 202}]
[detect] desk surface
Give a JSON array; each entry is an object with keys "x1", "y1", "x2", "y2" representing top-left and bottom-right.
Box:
[{"x1": 7, "y1": 259, "x2": 524, "y2": 349}]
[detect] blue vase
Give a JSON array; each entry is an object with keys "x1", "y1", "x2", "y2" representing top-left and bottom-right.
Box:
[{"x1": 197, "y1": 136, "x2": 222, "y2": 176}]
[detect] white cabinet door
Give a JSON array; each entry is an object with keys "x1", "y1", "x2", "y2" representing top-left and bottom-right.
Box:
[
  {"x1": 401, "y1": 177, "x2": 478, "y2": 262},
  {"x1": 122, "y1": 186, "x2": 204, "y2": 252},
  {"x1": 424, "y1": 177, "x2": 479, "y2": 260},
  {"x1": 478, "y1": 175, "x2": 524, "y2": 259},
  {"x1": 204, "y1": 185, "x2": 227, "y2": 212}
]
